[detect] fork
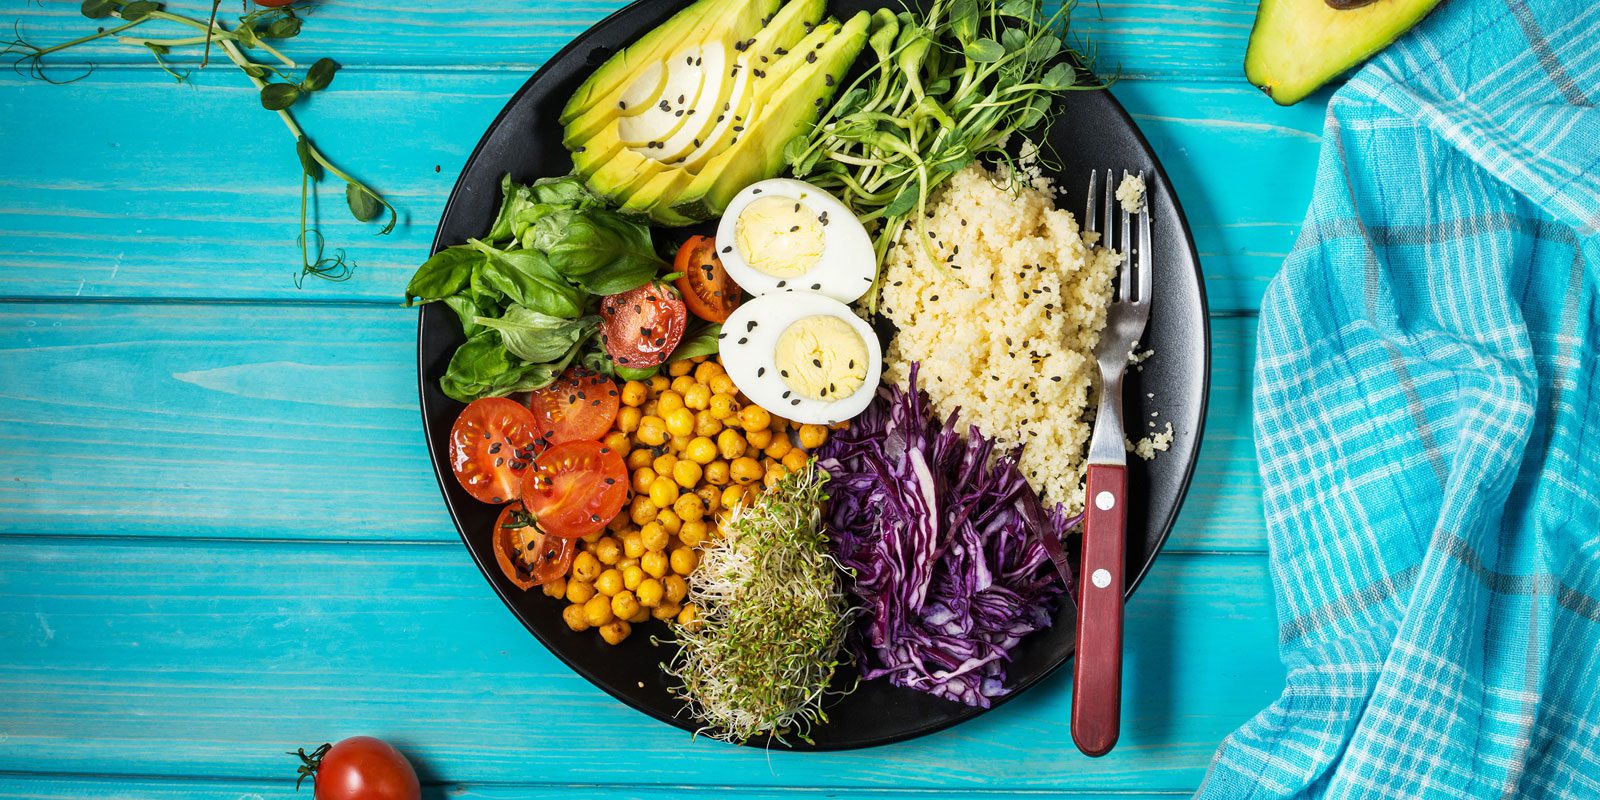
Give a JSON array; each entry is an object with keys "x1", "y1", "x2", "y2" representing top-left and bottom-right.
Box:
[{"x1": 1072, "y1": 168, "x2": 1151, "y2": 758}]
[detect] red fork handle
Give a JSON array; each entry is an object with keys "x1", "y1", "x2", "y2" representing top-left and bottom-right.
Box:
[{"x1": 1072, "y1": 463, "x2": 1126, "y2": 757}]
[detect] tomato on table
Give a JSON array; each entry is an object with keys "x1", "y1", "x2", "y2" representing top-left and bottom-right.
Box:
[
  {"x1": 291, "y1": 736, "x2": 420, "y2": 800},
  {"x1": 447, "y1": 397, "x2": 540, "y2": 505},
  {"x1": 599, "y1": 282, "x2": 687, "y2": 369},
  {"x1": 492, "y1": 503, "x2": 575, "y2": 589},
  {"x1": 673, "y1": 234, "x2": 740, "y2": 323},
  {"x1": 527, "y1": 367, "x2": 620, "y2": 445},
  {"x1": 523, "y1": 440, "x2": 629, "y2": 539}
]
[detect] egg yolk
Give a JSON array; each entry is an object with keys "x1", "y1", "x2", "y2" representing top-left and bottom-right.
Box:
[
  {"x1": 774, "y1": 315, "x2": 869, "y2": 401},
  {"x1": 735, "y1": 196, "x2": 825, "y2": 278}
]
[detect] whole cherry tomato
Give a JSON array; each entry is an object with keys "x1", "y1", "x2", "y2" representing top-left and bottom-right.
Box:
[{"x1": 291, "y1": 736, "x2": 421, "y2": 800}]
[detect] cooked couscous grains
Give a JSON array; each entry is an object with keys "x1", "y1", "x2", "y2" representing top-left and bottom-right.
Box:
[
  {"x1": 1116, "y1": 172, "x2": 1146, "y2": 214},
  {"x1": 879, "y1": 162, "x2": 1120, "y2": 511}
]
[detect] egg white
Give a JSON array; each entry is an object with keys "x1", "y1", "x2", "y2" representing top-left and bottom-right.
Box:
[
  {"x1": 718, "y1": 291, "x2": 882, "y2": 425},
  {"x1": 714, "y1": 178, "x2": 876, "y2": 304}
]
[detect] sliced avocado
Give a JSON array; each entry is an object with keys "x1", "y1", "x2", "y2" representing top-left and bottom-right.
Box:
[
  {"x1": 671, "y1": 11, "x2": 869, "y2": 220},
  {"x1": 615, "y1": 44, "x2": 717, "y2": 148},
  {"x1": 563, "y1": 0, "x2": 779, "y2": 144},
  {"x1": 1245, "y1": 0, "x2": 1443, "y2": 106}
]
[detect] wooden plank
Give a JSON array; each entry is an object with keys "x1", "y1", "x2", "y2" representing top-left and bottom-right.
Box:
[
  {"x1": 0, "y1": 775, "x2": 1196, "y2": 800},
  {"x1": 0, "y1": 303, "x2": 1265, "y2": 551},
  {"x1": 0, "y1": 538, "x2": 1282, "y2": 790},
  {"x1": 0, "y1": 69, "x2": 1319, "y2": 313},
  {"x1": 3, "y1": 0, "x2": 1257, "y2": 78}
]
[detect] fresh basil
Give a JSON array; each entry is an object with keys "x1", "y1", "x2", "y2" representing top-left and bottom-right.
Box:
[
  {"x1": 440, "y1": 329, "x2": 581, "y2": 402},
  {"x1": 474, "y1": 307, "x2": 599, "y2": 364},
  {"x1": 544, "y1": 209, "x2": 664, "y2": 295},
  {"x1": 405, "y1": 245, "x2": 482, "y2": 305},
  {"x1": 670, "y1": 321, "x2": 722, "y2": 363},
  {"x1": 468, "y1": 240, "x2": 585, "y2": 319}
]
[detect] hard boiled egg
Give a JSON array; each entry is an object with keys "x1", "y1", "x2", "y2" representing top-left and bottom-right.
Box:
[
  {"x1": 718, "y1": 291, "x2": 882, "y2": 425},
  {"x1": 714, "y1": 178, "x2": 875, "y2": 304}
]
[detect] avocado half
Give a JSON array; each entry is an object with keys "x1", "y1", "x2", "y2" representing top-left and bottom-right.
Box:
[{"x1": 1245, "y1": 0, "x2": 1444, "y2": 105}]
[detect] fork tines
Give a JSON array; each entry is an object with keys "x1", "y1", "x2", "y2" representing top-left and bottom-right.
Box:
[{"x1": 1085, "y1": 169, "x2": 1150, "y2": 307}]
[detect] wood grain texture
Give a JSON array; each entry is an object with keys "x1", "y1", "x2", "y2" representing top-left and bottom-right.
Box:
[
  {"x1": 0, "y1": 537, "x2": 1281, "y2": 789},
  {"x1": 0, "y1": 71, "x2": 1321, "y2": 313},
  {"x1": 0, "y1": 303, "x2": 1263, "y2": 551},
  {"x1": 2, "y1": 0, "x2": 1258, "y2": 78}
]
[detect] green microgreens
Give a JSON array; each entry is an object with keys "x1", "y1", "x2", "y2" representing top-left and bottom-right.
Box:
[
  {"x1": 785, "y1": 0, "x2": 1107, "y2": 310},
  {"x1": 4, "y1": 0, "x2": 397, "y2": 285}
]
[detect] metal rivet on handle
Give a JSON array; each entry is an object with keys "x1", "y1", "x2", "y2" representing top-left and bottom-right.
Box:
[
  {"x1": 1095, "y1": 491, "x2": 1115, "y2": 510},
  {"x1": 1092, "y1": 569, "x2": 1112, "y2": 588}
]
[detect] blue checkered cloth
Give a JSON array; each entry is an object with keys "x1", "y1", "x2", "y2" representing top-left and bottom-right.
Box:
[{"x1": 1197, "y1": 1, "x2": 1600, "y2": 797}]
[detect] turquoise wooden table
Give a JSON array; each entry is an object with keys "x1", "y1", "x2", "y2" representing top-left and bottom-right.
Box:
[{"x1": 0, "y1": 1, "x2": 1329, "y2": 796}]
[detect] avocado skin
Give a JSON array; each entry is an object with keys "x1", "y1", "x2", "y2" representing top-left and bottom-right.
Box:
[{"x1": 1245, "y1": 0, "x2": 1444, "y2": 105}]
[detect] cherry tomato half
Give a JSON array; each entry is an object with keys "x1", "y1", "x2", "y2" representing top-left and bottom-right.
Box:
[
  {"x1": 254, "y1": 0, "x2": 297, "y2": 7},
  {"x1": 527, "y1": 367, "x2": 621, "y2": 446},
  {"x1": 292, "y1": 736, "x2": 420, "y2": 800},
  {"x1": 448, "y1": 397, "x2": 540, "y2": 505},
  {"x1": 673, "y1": 235, "x2": 740, "y2": 323},
  {"x1": 492, "y1": 503, "x2": 575, "y2": 589},
  {"x1": 599, "y1": 282, "x2": 687, "y2": 370},
  {"x1": 522, "y1": 440, "x2": 629, "y2": 539}
]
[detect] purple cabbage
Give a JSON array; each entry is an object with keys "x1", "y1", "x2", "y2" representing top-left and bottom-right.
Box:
[{"x1": 816, "y1": 365, "x2": 1077, "y2": 707}]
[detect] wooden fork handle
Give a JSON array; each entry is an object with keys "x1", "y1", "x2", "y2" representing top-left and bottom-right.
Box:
[{"x1": 1072, "y1": 462, "x2": 1126, "y2": 757}]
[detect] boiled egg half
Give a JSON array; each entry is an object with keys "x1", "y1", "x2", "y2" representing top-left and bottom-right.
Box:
[
  {"x1": 714, "y1": 178, "x2": 875, "y2": 304},
  {"x1": 718, "y1": 291, "x2": 881, "y2": 425}
]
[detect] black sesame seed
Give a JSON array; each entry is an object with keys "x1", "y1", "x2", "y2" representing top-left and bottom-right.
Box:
[
  {"x1": 753, "y1": 188, "x2": 762, "y2": 194},
  {"x1": 791, "y1": 399, "x2": 801, "y2": 406},
  {"x1": 737, "y1": 337, "x2": 748, "y2": 344},
  {"x1": 812, "y1": 358, "x2": 822, "y2": 368},
  {"x1": 746, "y1": 320, "x2": 757, "y2": 331},
  {"x1": 810, "y1": 283, "x2": 821, "y2": 290},
  {"x1": 757, "y1": 367, "x2": 766, "y2": 377},
  {"x1": 930, "y1": 294, "x2": 940, "y2": 301},
  {"x1": 776, "y1": 280, "x2": 786, "y2": 287},
  {"x1": 721, "y1": 245, "x2": 732, "y2": 253},
  {"x1": 790, "y1": 225, "x2": 800, "y2": 232}
]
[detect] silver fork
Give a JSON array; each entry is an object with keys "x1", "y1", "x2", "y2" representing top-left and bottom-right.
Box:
[{"x1": 1071, "y1": 169, "x2": 1151, "y2": 758}]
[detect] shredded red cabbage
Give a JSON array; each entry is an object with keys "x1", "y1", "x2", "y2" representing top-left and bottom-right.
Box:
[{"x1": 816, "y1": 365, "x2": 1076, "y2": 707}]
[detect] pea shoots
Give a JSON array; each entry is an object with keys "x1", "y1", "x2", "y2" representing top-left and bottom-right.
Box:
[
  {"x1": 4, "y1": 0, "x2": 396, "y2": 284},
  {"x1": 785, "y1": 0, "x2": 1095, "y2": 309}
]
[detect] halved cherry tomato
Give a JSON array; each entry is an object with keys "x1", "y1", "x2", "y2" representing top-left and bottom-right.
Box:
[
  {"x1": 673, "y1": 235, "x2": 740, "y2": 323},
  {"x1": 522, "y1": 440, "x2": 629, "y2": 538},
  {"x1": 527, "y1": 367, "x2": 620, "y2": 446},
  {"x1": 599, "y1": 282, "x2": 687, "y2": 370},
  {"x1": 492, "y1": 503, "x2": 575, "y2": 589},
  {"x1": 448, "y1": 398, "x2": 540, "y2": 505}
]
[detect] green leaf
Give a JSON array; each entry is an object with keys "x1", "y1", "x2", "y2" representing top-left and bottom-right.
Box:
[
  {"x1": 867, "y1": 8, "x2": 900, "y2": 60},
  {"x1": 948, "y1": 0, "x2": 978, "y2": 44},
  {"x1": 443, "y1": 294, "x2": 494, "y2": 337},
  {"x1": 261, "y1": 82, "x2": 301, "y2": 111},
  {"x1": 486, "y1": 174, "x2": 594, "y2": 243},
  {"x1": 264, "y1": 16, "x2": 302, "y2": 38},
  {"x1": 234, "y1": 23, "x2": 260, "y2": 48},
  {"x1": 473, "y1": 307, "x2": 598, "y2": 364},
  {"x1": 239, "y1": 62, "x2": 268, "y2": 79},
  {"x1": 1001, "y1": 27, "x2": 1028, "y2": 54},
  {"x1": 884, "y1": 181, "x2": 920, "y2": 218},
  {"x1": 145, "y1": 42, "x2": 168, "y2": 55},
  {"x1": 118, "y1": 1, "x2": 159, "y2": 21},
  {"x1": 468, "y1": 239, "x2": 586, "y2": 319},
  {"x1": 1017, "y1": 93, "x2": 1052, "y2": 129},
  {"x1": 669, "y1": 321, "x2": 722, "y2": 363},
  {"x1": 1039, "y1": 61, "x2": 1074, "y2": 90},
  {"x1": 544, "y1": 210, "x2": 664, "y2": 295},
  {"x1": 439, "y1": 329, "x2": 579, "y2": 402},
  {"x1": 294, "y1": 136, "x2": 322, "y2": 181},
  {"x1": 1028, "y1": 35, "x2": 1062, "y2": 65},
  {"x1": 404, "y1": 245, "x2": 483, "y2": 305},
  {"x1": 965, "y1": 38, "x2": 1005, "y2": 63},
  {"x1": 81, "y1": 0, "x2": 118, "y2": 19},
  {"x1": 612, "y1": 364, "x2": 660, "y2": 382},
  {"x1": 300, "y1": 57, "x2": 338, "y2": 92},
  {"x1": 346, "y1": 183, "x2": 382, "y2": 222},
  {"x1": 998, "y1": 0, "x2": 1034, "y2": 18}
]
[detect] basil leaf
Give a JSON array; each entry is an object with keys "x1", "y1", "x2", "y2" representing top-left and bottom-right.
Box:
[
  {"x1": 545, "y1": 210, "x2": 663, "y2": 295},
  {"x1": 669, "y1": 321, "x2": 721, "y2": 363},
  {"x1": 404, "y1": 245, "x2": 482, "y2": 305},
  {"x1": 261, "y1": 83, "x2": 301, "y2": 111},
  {"x1": 300, "y1": 57, "x2": 338, "y2": 93},
  {"x1": 346, "y1": 182, "x2": 382, "y2": 222},
  {"x1": 119, "y1": 1, "x2": 159, "y2": 21},
  {"x1": 440, "y1": 329, "x2": 575, "y2": 402},
  {"x1": 443, "y1": 294, "x2": 495, "y2": 337},
  {"x1": 469, "y1": 240, "x2": 585, "y2": 319},
  {"x1": 295, "y1": 136, "x2": 322, "y2": 181},
  {"x1": 613, "y1": 364, "x2": 660, "y2": 381},
  {"x1": 488, "y1": 174, "x2": 594, "y2": 242},
  {"x1": 516, "y1": 205, "x2": 580, "y2": 252},
  {"x1": 965, "y1": 39, "x2": 1005, "y2": 63},
  {"x1": 473, "y1": 307, "x2": 598, "y2": 364},
  {"x1": 81, "y1": 0, "x2": 118, "y2": 19}
]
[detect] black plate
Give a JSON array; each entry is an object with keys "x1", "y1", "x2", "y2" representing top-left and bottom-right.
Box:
[{"x1": 418, "y1": 0, "x2": 1210, "y2": 750}]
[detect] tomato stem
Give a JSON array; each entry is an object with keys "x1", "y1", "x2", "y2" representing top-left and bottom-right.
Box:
[{"x1": 288, "y1": 742, "x2": 332, "y2": 791}]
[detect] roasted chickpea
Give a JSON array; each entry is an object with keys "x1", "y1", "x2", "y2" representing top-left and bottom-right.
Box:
[
  {"x1": 672, "y1": 459, "x2": 703, "y2": 489},
  {"x1": 685, "y1": 436, "x2": 718, "y2": 465},
  {"x1": 631, "y1": 467, "x2": 657, "y2": 494},
  {"x1": 678, "y1": 519, "x2": 709, "y2": 548},
  {"x1": 636, "y1": 415, "x2": 667, "y2": 446},
  {"x1": 641, "y1": 399, "x2": 658, "y2": 418},
  {"x1": 584, "y1": 527, "x2": 608, "y2": 543},
  {"x1": 782, "y1": 449, "x2": 809, "y2": 474},
  {"x1": 670, "y1": 375, "x2": 696, "y2": 395},
  {"x1": 745, "y1": 428, "x2": 774, "y2": 450},
  {"x1": 616, "y1": 406, "x2": 642, "y2": 433},
  {"x1": 622, "y1": 564, "x2": 645, "y2": 592},
  {"x1": 668, "y1": 434, "x2": 694, "y2": 453},
  {"x1": 663, "y1": 574, "x2": 689, "y2": 603},
  {"x1": 720, "y1": 484, "x2": 746, "y2": 510},
  {"x1": 620, "y1": 529, "x2": 645, "y2": 560},
  {"x1": 709, "y1": 393, "x2": 738, "y2": 420},
  {"x1": 620, "y1": 380, "x2": 648, "y2": 407},
  {"x1": 798, "y1": 424, "x2": 829, "y2": 449},
  {"x1": 607, "y1": 513, "x2": 631, "y2": 532},
  {"x1": 594, "y1": 568, "x2": 624, "y2": 597},
  {"x1": 603, "y1": 430, "x2": 630, "y2": 455},
  {"x1": 641, "y1": 521, "x2": 671, "y2": 551},
  {"x1": 668, "y1": 359, "x2": 694, "y2": 377},
  {"x1": 648, "y1": 475, "x2": 680, "y2": 508},
  {"x1": 764, "y1": 435, "x2": 792, "y2": 460},
  {"x1": 716, "y1": 429, "x2": 747, "y2": 460},
  {"x1": 583, "y1": 594, "x2": 615, "y2": 627},
  {"x1": 626, "y1": 448, "x2": 653, "y2": 470},
  {"x1": 563, "y1": 603, "x2": 591, "y2": 632},
  {"x1": 677, "y1": 603, "x2": 699, "y2": 629},
  {"x1": 641, "y1": 550, "x2": 669, "y2": 578},
  {"x1": 764, "y1": 464, "x2": 789, "y2": 490},
  {"x1": 652, "y1": 602, "x2": 683, "y2": 621},
  {"x1": 673, "y1": 492, "x2": 706, "y2": 523},
  {"x1": 683, "y1": 383, "x2": 711, "y2": 410},
  {"x1": 648, "y1": 375, "x2": 671, "y2": 393},
  {"x1": 670, "y1": 546, "x2": 698, "y2": 575},
  {"x1": 572, "y1": 551, "x2": 602, "y2": 582},
  {"x1": 664, "y1": 407, "x2": 695, "y2": 437},
  {"x1": 694, "y1": 409, "x2": 723, "y2": 438},
  {"x1": 647, "y1": 452, "x2": 673, "y2": 475},
  {"x1": 709, "y1": 374, "x2": 737, "y2": 396},
  {"x1": 629, "y1": 494, "x2": 658, "y2": 526},
  {"x1": 695, "y1": 485, "x2": 721, "y2": 512},
  {"x1": 731, "y1": 456, "x2": 763, "y2": 485},
  {"x1": 616, "y1": 556, "x2": 640, "y2": 571},
  {"x1": 611, "y1": 590, "x2": 641, "y2": 620},
  {"x1": 738, "y1": 405, "x2": 771, "y2": 432},
  {"x1": 598, "y1": 619, "x2": 631, "y2": 645},
  {"x1": 704, "y1": 459, "x2": 731, "y2": 485},
  {"x1": 655, "y1": 508, "x2": 682, "y2": 535},
  {"x1": 657, "y1": 390, "x2": 685, "y2": 416},
  {"x1": 566, "y1": 579, "x2": 595, "y2": 605},
  {"x1": 636, "y1": 577, "x2": 664, "y2": 608},
  {"x1": 542, "y1": 575, "x2": 567, "y2": 599},
  {"x1": 693, "y1": 360, "x2": 723, "y2": 384},
  {"x1": 628, "y1": 605, "x2": 651, "y2": 624}
]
